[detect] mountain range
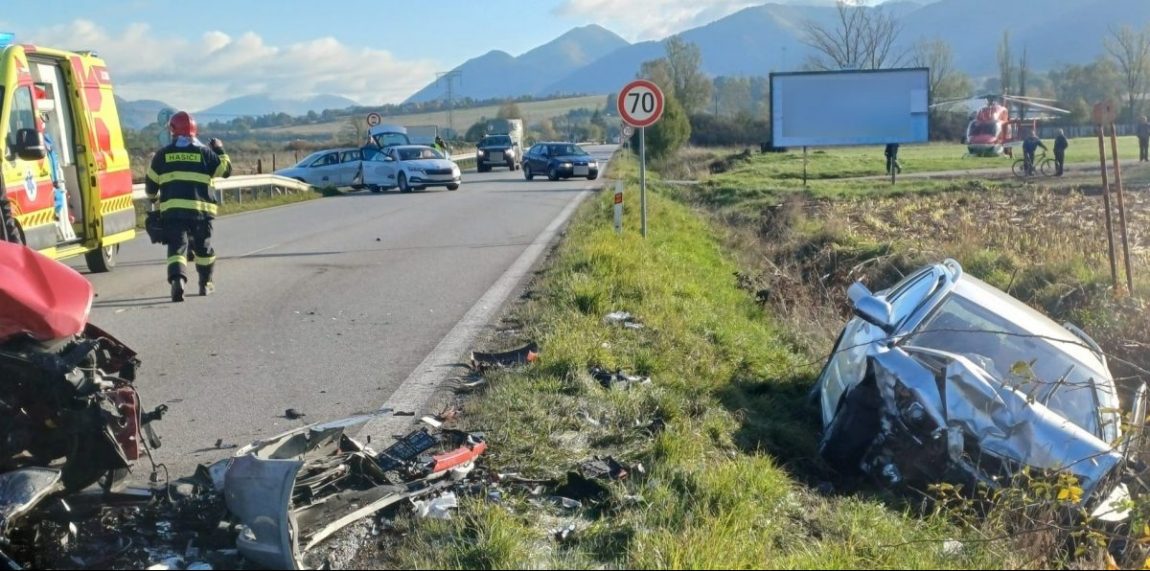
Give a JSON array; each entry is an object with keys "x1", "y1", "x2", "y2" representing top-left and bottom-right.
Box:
[
  {"x1": 117, "y1": 0, "x2": 1150, "y2": 126},
  {"x1": 407, "y1": 0, "x2": 1150, "y2": 103}
]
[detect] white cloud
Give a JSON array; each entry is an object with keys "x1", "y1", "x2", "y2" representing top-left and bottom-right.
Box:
[
  {"x1": 553, "y1": 0, "x2": 764, "y2": 41},
  {"x1": 20, "y1": 20, "x2": 439, "y2": 111}
]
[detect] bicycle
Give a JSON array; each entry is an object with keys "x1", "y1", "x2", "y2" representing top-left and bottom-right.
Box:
[{"x1": 1012, "y1": 150, "x2": 1055, "y2": 178}]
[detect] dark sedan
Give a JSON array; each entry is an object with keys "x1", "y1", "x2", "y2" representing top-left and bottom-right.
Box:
[{"x1": 521, "y1": 142, "x2": 599, "y2": 181}]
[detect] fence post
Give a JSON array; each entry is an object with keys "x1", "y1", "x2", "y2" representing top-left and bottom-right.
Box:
[{"x1": 257, "y1": 158, "x2": 263, "y2": 174}]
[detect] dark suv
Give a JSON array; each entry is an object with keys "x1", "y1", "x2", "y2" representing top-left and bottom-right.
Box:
[{"x1": 476, "y1": 135, "x2": 519, "y2": 172}]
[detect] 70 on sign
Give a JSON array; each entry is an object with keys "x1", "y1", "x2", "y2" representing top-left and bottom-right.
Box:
[{"x1": 617, "y1": 80, "x2": 664, "y2": 128}]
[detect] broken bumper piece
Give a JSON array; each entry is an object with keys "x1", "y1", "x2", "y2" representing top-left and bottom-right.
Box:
[{"x1": 224, "y1": 412, "x2": 486, "y2": 570}]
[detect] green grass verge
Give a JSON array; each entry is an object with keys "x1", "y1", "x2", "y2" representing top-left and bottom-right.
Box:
[{"x1": 381, "y1": 153, "x2": 1014, "y2": 569}]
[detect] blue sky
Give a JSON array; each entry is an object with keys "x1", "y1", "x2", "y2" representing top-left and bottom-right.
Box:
[{"x1": 0, "y1": 0, "x2": 887, "y2": 110}]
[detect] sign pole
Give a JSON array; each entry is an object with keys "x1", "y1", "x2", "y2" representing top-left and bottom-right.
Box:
[{"x1": 640, "y1": 127, "x2": 647, "y2": 238}]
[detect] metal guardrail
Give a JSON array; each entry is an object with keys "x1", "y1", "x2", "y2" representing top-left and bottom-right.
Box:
[{"x1": 131, "y1": 152, "x2": 479, "y2": 202}]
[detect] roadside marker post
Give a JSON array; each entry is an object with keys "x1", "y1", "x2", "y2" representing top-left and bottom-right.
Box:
[{"x1": 614, "y1": 180, "x2": 623, "y2": 234}]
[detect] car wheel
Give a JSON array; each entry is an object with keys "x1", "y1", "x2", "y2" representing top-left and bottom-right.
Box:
[
  {"x1": 506, "y1": 161, "x2": 515, "y2": 171},
  {"x1": 85, "y1": 244, "x2": 118, "y2": 273},
  {"x1": 447, "y1": 184, "x2": 459, "y2": 191},
  {"x1": 588, "y1": 172, "x2": 598, "y2": 180},
  {"x1": 547, "y1": 166, "x2": 559, "y2": 181},
  {"x1": 369, "y1": 185, "x2": 383, "y2": 193},
  {"x1": 399, "y1": 172, "x2": 412, "y2": 193},
  {"x1": 524, "y1": 165, "x2": 534, "y2": 181}
]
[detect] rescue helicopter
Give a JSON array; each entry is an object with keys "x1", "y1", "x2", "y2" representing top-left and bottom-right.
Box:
[{"x1": 931, "y1": 93, "x2": 1071, "y2": 157}]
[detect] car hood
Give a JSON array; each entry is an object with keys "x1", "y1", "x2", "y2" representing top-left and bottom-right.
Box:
[
  {"x1": 403, "y1": 159, "x2": 457, "y2": 170},
  {"x1": 874, "y1": 345, "x2": 1122, "y2": 500},
  {"x1": 546, "y1": 154, "x2": 596, "y2": 163}
]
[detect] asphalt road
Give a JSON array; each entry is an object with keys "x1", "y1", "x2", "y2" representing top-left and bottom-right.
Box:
[{"x1": 74, "y1": 145, "x2": 616, "y2": 478}]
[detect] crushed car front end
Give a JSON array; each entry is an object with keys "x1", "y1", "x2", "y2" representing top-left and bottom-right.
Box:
[{"x1": 816, "y1": 260, "x2": 1140, "y2": 518}]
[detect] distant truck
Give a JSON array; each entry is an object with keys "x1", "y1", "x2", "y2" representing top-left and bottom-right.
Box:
[{"x1": 476, "y1": 118, "x2": 523, "y2": 172}]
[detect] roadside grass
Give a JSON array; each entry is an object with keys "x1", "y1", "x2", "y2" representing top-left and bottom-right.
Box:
[
  {"x1": 382, "y1": 153, "x2": 1014, "y2": 569},
  {"x1": 666, "y1": 147, "x2": 1150, "y2": 568},
  {"x1": 133, "y1": 187, "x2": 323, "y2": 228}
]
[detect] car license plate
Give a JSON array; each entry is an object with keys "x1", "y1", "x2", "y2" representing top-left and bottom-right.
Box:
[
  {"x1": 491, "y1": 152, "x2": 503, "y2": 162},
  {"x1": 574, "y1": 166, "x2": 589, "y2": 176}
]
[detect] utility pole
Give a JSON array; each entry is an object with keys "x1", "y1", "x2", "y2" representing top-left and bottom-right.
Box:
[{"x1": 436, "y1": 70, "x2": 462, "y2": 136}]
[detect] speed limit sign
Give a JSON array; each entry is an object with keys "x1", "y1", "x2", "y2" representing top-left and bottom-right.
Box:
[
  {"x1": 622, "y1": 125, "x2": 634, "y2": 138},
  {"x1": 617, "y1": 80, "x2": 664, "y2": 128},
  {"x1": 366, "y1": 112, "x2": 382, "y2": 127}
]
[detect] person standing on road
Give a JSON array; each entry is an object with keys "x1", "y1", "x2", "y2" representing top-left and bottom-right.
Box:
[
  {"x1": 1053, "y1": 129, "x2": 1069, "y2": 176},
  {"x1": 434, "y1": 135, "x2": 451, "y2": 159},
  {"x1": 884, "y1": 143, "x2": 901, "y2": 174},
  {"x1": 144, "y1": 111, "x2": 231, "y2": 302},
  {"x1": 1022, "y1": 132, "x2": 1047, "y2": 176},
  {"x1": 1138, "y1": 116, "x2": 1150, "y2": 162}
]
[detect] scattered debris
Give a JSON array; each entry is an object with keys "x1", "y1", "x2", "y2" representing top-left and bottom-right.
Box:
[
  {"x1": 579, "y1": 457, "x2": 629, "y2": 481},
  {"x1": 469, "y1": 342, "x2": 539, "y2": 372},
  {"x1": 590, "y1": 366, "x2": 652, "y2": 390},
  {"x1": 942, "y1": 539, "x2": 964, "y2": 557},
  {"x1": 393, "y1": 410, "x2": 416, "y2": 417},
  {"x1": 225, "y1": 412, "x2": 487, "y2": 569},
  {"x1": 603, "y1": 311, "x2": 644, "y2": 329},
  {"x1": 283, "y1": 408, "x2": 306, "y2": 420},
  {"x1": 412, "y1": 492, "x2": 458, "y2": 520},
  {"x1": 554, "y1": 472, "x2": 611, "y2": 504},
  {"x1": 553, "y1": 523, "x2": 577, "y2": 543}
]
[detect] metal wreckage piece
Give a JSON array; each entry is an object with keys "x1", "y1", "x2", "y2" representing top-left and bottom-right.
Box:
[{"x1": 223, "y1": 411, "x2": 486, "y2": 570}]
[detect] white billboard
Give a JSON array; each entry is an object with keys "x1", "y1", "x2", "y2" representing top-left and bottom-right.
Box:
[{"x1": 770, "y1": 68, "x2": 930, "y2": 147}]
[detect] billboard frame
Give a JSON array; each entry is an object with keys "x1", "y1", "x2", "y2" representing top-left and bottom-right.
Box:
[{"x1": 769, "y1": 67, "x2": 932, "y2": 149}]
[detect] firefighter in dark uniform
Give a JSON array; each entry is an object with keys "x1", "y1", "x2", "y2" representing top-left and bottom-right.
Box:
[{"x1": 145, "y1": 111, "x2": 231, "y2": 302}]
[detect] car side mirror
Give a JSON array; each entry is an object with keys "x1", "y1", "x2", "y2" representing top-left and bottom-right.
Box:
[
  {"x1": 14, "y1": 128, "x2": 46, "y2": 161},
  {"x1": 848, "y1": 282, "x2": 894, "y2": 332}
]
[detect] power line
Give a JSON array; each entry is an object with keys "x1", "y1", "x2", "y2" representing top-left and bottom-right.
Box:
[{"x1": 436, "y1": 70, "x2": 462, "y2": 135}]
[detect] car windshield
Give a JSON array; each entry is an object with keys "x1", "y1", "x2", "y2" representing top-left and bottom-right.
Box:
[
  {"x1": 398, "y1": 147, "x2": 444, "y2": 161},
  {"x1": 547, "y1": 144, "x2": 585, "y2": 157},
  {"x1": 293, "y1": 151, "x2": 325, "y2": 167},
  {"x1": 903, "y1": 293, "x2": 1115, "y2": 440},
  {"x1": 481, "y1": 135, "x2": 511, "y2": 146}
]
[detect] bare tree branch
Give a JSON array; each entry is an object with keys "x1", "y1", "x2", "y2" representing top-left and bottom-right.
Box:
[
  {"x1": 802, "y1": 1, "x2": 905, "y2": 71},
  {"x1": 1104, "y1": 24, "x2": 1150, "y2": 121}
]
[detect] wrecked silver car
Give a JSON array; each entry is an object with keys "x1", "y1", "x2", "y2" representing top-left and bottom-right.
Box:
[{"x1": 813, "y1": 259, "x2": 1145, "y2": 517}]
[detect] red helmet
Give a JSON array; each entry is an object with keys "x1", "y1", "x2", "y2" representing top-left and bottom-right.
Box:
[{"x1": 168, "y1": 111, "x2": 197, "y2": 137}]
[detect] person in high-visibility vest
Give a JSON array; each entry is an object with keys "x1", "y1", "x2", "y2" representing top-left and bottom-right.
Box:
[
  {"x1": 434, "y1": 135, "x2": 451, "y2": 159},
  {"x1": 144, "y1": 111, "x2": 232, "y2": 302}
]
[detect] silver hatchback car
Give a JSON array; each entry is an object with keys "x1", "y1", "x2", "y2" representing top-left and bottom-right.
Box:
[{"x1": 814, "y1": 259, "x2": 1144, "y2": 518}]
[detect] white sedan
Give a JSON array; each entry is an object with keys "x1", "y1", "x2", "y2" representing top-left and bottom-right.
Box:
[{"x1": 361, "y1": 145, "x2": 461, "y2": 193}]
